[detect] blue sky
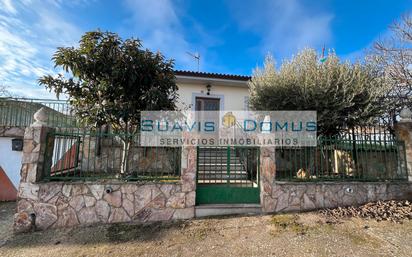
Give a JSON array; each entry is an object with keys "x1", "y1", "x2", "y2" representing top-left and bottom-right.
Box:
[{"x1": 0, "y1": 0, "x2": 411, "y2": 98}]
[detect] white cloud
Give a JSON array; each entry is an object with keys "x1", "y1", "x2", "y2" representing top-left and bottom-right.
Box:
[
  {"x1": 123, "y1": 0, "x2": 202, "y2": 70},
  {"x1": 36, "y1": 0, "x2": 95, "y2": 9},
  {"x1": 227, "y1": 0, "x2": 333, "y2": 59},
  {"x1": 0, "y1": 0, "x2": 17, "y2": 15},
  {"x1": 7, "y1": 83, "x2": 58, "y2": 98},
  {"x1": 0, "y1": 0, "x2": 222, "y2": 99},
  {"x1": 0, "y1": 0, "x2": 84, "y2": 98}
]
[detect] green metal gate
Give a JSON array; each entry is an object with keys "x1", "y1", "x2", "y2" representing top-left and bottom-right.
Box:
[{"x1": 196, "y1": 146, "x2": 260, "y2": 204}]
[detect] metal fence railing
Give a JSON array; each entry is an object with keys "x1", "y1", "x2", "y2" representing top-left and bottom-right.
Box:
[
  {"x1": 275, "y1": 134, "x2": 408, "y2": 182},
  {"x1": 0, "y1": 97, "x2": 76, "y2": 127},
  {"x1": 2, "y1": 97, "x2": 408, "y2": 182},
  {"x1": 44, "y1": 130, "x2": 181, "y2": 181}
]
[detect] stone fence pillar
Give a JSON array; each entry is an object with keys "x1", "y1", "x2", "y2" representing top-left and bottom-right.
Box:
[
  {"x1": 20, "y1": 107, "x2": 55, "y2": 183},
  {"x1": 20, "y1": 125, "x2": 55, "y2": 183},
  {"x1": 178, "y1": 142, "x2": 197, "y2": 218},
  {"x1": 260, "y1": 147, "x2": 276, "y2": 212},
  {"x1": 394, "y1": 108, "x2": 412, "y2": 182},
  {"x1": 14, "y1": 108, "x2": 55, "y2": 232}
]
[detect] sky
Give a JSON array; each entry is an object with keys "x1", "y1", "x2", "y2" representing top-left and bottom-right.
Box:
[{"x1": 0, "y1": 0, "x2": 411, "y2": 98}]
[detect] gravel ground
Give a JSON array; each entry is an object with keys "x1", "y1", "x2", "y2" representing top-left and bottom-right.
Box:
[
  {"x1": 1, "y1": 201, "x2": 412, "y2": 257},
  {"x1": 320, "y1": 200, "x2": 412, "y2": 223}
]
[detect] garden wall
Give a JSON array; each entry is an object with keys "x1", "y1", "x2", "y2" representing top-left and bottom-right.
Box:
[
  {"x1": 0, "y1": 126, "x2": 24, "y2": 137},
  {"x1": 16, "y1": 181, "x2": 195, "y2": 231},
  {"x1": 261, "y1": 181, "x2": 412, "y2": 213},
  {"x1": 14, "y1": 122, "x2": 197, "y2": 233},
  {"x1": 260, "y1": 146, "x2": 412, "y2": 213},
  {"x1": 13, "y1": 111, "x2": 412, "y2": 232}
]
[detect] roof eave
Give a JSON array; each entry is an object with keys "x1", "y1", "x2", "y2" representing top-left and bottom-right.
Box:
[{"x1": 176, "y1": 75, "x2": 249, "y2": 88}]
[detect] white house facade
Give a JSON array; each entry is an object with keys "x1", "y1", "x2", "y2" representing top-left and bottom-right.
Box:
[{"x1": 175, "y1": 70, "x2": 251, "y2": 112}]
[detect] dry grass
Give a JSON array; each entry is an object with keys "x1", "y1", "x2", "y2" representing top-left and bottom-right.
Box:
[{"x1": 1, "y1": 202, "x2": 412, "y2": 257}]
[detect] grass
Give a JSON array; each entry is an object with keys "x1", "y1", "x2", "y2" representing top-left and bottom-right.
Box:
[{"x1": 270, "y1": 214, "x2": 310, "y2": 235}]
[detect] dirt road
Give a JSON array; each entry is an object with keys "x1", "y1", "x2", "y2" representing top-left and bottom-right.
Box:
[{"x1": 1, "y1": 201, "x2": 412, "y2": 257}]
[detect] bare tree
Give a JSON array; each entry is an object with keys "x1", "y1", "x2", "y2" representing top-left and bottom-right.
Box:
[
  {"x1": 373, "y1": 14, "x2": 412, "y2": 123},
  {"x1": 0, "y1": 84, "x2": 10, "y2": 97}
]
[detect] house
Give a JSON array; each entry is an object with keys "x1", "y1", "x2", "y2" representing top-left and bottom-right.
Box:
[
  {"x1": 0, "y1": 71, "x2": 252, "y2": 202},
  {"x1": 174, "y1": 70, "x2": 251, "y2": 111},
  {"x1": 11, "y1": 70, "x2": 412, "y2": 232}
]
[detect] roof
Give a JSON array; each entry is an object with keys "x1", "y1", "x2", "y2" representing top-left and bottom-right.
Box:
[{"x1": 174, "y1": 70, "x2": 251, "y2": 81}]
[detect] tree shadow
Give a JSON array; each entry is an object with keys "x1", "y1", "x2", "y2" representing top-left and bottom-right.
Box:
[
  {"x1": 106, "y1": 220, "x2": 186, "y2": 242},
  {"x1": 2, "y1": 220, "x2": 187, "y2": 249}
]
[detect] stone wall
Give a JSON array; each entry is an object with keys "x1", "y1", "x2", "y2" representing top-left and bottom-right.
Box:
[
  {"x1": 13, "y1": 111, "x2": 412, "y2": 232},
  {"x1": 259, "y1": 144, "x2": 412, "y2": 213},
  {"x1": 0, "y1": 126, "x2": 24, "y2": 138},
  {"x1": 14, "y1": 122, "x2": 197, "y2": 233},
  {"x1": 261, "y1": 181, "x2": 412, "y2": 213},
  {"x1": 15, "y1": 181, "x2": 195, "y2": 231}
]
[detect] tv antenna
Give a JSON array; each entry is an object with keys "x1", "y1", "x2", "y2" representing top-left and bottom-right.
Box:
[
  {"x1": 187, "y1": 52, "x2": 200, "y2": 71},
  {"x1": 320, "y1": 44, "x2": 327, "y2": 63}
]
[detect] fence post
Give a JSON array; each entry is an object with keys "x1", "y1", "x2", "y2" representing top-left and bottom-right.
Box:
[
  {"x1": 20, "y1": 107, "x2": 55, "y2": 183},
  {"x1": 178, "y1": 130, "x2": 197, "y2": 218},
  {"x1": 394, "y1": 107, "x2": 412, "y2": 182},
  {"x1": 260, "y1": 147, "x2": 276, "y2": 212},
  {"x1": 14, "y1": 108, "x2": 55, "y2": 233}
]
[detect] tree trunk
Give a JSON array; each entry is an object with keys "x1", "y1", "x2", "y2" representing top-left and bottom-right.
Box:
[{"x1": 120, "y1": 139, "x2": 131, "y2": 175}]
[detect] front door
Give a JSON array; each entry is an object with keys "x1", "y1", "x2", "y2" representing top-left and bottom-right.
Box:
[
  {"x1": 195, "y1": 97, "x2": 220, "y2": 111},
  {"x1": 195, "y1": 97, "x2": 220, "y2": 146}
]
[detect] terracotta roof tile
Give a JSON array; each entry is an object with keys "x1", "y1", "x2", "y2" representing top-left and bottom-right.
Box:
[{"x1": 174, "y1": 70, "x2": 251, "y2": 81}]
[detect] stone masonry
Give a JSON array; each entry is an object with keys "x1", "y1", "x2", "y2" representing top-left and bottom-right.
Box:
[
  {"x1": 13, "y1": 107, "x2": 412, "y2": 232},
  {"x1": 0, "y1": 126, "x2": 25, "y2": 138},
  {"x1": 262, "y1": 181, "x2": 412, "y2": 213},
  {"x1": 260, "y1": 147, "x2": 277, "y2": 212},
  {"x1": 394, "y1": 122, "x2": 412, "y2": 181},
  {"x1": 259, "y1": 112, "x2": 412, "y2": 213},
  {"x1": 14, "y1": 111, "x2": 197, "y2": 232},
  {"x1": 260, "y1": 148, "x2": 412, "y2": 213},
  {"x1": 15, "y1": 182, "x2": 195, "y2": 232}
]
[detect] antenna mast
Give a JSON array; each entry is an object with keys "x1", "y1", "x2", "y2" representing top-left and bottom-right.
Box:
[
  {"x1": 187, "y1": 52, "x2": 200, "y2": 71},
  {"x1": 320, "y1": 44, "x2": 327, "y2": 63}
]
